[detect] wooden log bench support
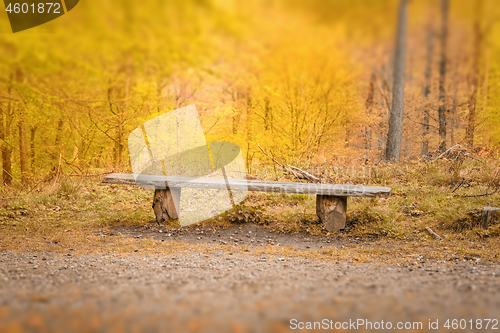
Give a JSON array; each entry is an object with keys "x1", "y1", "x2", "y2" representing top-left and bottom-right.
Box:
[
  {"x1": 103, "y1": 174, "x2": 391, "y2": 232},
  {"x1": 153, "y1": 187, "x2": 181, "y2": 224},
  {"x1": 482, "y1": 207, "x2": 500, "y2": 229},
  {"x1": 316, "y1": 195, "x2": 347, "y2": 232}
]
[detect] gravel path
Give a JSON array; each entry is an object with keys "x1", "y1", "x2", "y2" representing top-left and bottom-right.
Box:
[{"x1": 1, "y1": 242, "x2": 500, "y2": 332}]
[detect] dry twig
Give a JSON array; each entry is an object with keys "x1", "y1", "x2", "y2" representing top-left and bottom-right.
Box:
[
  {"x1": 425, "y1": 226, "x2": 442, "y2": 241},
  {"x1": 453, "y1": 169, "x2": 500, "y2": 198}
]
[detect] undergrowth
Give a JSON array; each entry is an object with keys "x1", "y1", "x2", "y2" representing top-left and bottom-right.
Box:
[{"x1": 0, "y1": 155, "x2": 499, "y2": 253}]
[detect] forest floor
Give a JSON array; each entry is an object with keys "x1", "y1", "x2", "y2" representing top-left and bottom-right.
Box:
[
  {"x1": 1, "y1": 221, "x2": 500, "y2": 332},
  {"x1": 1, "y1": 158, "x2": 500, "y2": 332}
]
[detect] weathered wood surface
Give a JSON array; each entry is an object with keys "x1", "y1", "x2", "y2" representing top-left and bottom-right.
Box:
[
  {"x1": 316, "y1": 195, "x2": 347, "y2": 232},
  {"x1": 103, "y1": 173, "x2": 391, "y2": 198},
  {"x1": 153, "y1": 187, "x2": 180, "y2": 224},
  {"x1": 482, "y1": 207, "x2": 500, "y2": 228}
]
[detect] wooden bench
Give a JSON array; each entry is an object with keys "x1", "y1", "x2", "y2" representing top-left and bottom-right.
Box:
[{"x1": 103, "y1": 173, "x2": 391, "y2": 232}]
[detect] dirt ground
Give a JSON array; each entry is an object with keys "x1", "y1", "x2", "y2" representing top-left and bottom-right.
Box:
[
  {"x1": 1, "y1": 223, "x2": 500, "y2": 332},
  {"x1": 113, "y1": 222, "x2": 348, "y2": 250}
]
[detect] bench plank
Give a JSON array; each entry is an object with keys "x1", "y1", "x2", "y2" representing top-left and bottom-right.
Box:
[{"x1": 103, "y1": 173, "x2": 391, "y2": 198}]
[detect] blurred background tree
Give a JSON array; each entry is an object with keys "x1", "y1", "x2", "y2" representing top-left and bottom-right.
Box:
[{"x1": 0, "y1": 0, "x2": 499, "y2": 184}]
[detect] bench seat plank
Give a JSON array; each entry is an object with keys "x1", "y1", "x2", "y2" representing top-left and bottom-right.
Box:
[{"x1": 103, "y1": 173, "x2": 391, "y2": 198}]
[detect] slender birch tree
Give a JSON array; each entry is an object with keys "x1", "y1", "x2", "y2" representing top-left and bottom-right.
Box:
[{"x1": 385, "y1": 0, "x2": 408, "y2": 162}]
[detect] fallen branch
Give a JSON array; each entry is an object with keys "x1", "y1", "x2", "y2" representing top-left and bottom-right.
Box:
[
  {"x1": 425, "y1": 226, "x2": 442, "y2": 241},
  {"x1": 288, "y1": 166, "x2": 321, "y2": 183},
  {"x1": 453, "y1": 187, "x2": 499, "y2": 198},
  {"x1": 432, "y1": 144, "x2": 464, "y2": 161},
  {"x1": 451, "y1": 179, "x2": 469, "y2": 193},
  {"x1": 485, "y1": 169, "x2": 500, "y2": 194},
  {"x1": 392, "y1": 167, "x2": 407, "y2": 176},
  {"x1": 1, "y1": 169, "x2": 27, "y2": 191},
  {"x1": 453, "y1": 170, "x2": 500, "y2": 197},
  {"x1": 257, "y1": 143, "x2": 320, "y2": 183},
  {"x1": 432, "y1": 144, "x2": 484, "y2": 164}
]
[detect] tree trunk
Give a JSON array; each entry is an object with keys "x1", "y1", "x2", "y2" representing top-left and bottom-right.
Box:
[
  {"x1": 115, "y1": 124, "x2": 124, "y2": 168},
  {"x1": 94, "y1": 147, "x2": 103, "y2": 168},
  {"x1": 421, "y1": 25, "x2": 434, "y2": 157},
  {"x1": 377, "y1": 64, "x2": 391, "y2": 156},
  {"x1": 173, "y1": 75, "x2": 184, "y2": 155},
  {"x1": 0, "y1": 109, "x2": 7, "y2": 185},
  {"x1": 408, "y1": 45, "x2": 414, "y2": 89},
  {"x1": 263, "y1": 96, "x2": 270, "y2": 131},
  {"x1": 2, "y1": 120, "x2": 12, "y2": 186},
  {"x1": 365, "y1": 71, "x2": 375, "y2": 153},
  {"x1": 30, "y1": 125, "x2": 37, "y2": 171},
  {"x1": 481, "y1": 47, "x2": 491, "y2": 146},
  {"x1": 245, "y1": 92, "x2": 253, "y2": 172},
  {"x1": 385, "y1": 0, "x2": 408, "y2": 162},
  {"x1": 0, "y1": 110, "x2": 3, "y2": 181},
  {"x1": 18, "y1": 118, "x2": 28, "y2": 184},
  {"x1": 437, "y1": 0, "x2": 449, "y2": 152},
  {"x1": 450, "y1": 66, "x2": 458, "y2": 146},
  {"x1": 51, "y1": 118, "x2": 64, "y2": 176},
  {"x1": 119, "y1": 62, "x2": 130, "y2": 167},
  {"x1": 2, "y1": 89, "x2": 13, "y2": 186},
  {"x1": 108, "y1": 78, "x2": 125, "y2": 170},
  {"x1": 465, "y1": 2, "x2": 483, "y2": 149}
]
